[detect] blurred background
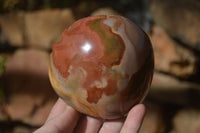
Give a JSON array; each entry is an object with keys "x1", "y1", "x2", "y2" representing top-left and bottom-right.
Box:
[{"x1": 0, "y1": 0, "x2": 200, "y2": 132}]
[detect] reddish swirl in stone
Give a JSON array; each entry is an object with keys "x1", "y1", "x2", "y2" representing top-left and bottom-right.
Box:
[{"x1": 49, "y1": 15, "x2": 154, "y2": 119}]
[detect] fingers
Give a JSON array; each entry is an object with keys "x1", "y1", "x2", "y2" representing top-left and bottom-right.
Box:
[
  {"x1": 34, "y1": 98, "x2": 80, "y2": 133},
  {"x1": 46, "y1": 105, "x2": 80, "y2": 133},
  {"x1": 34, "y1": 99, "x2": 146, "y2": 133},
  {"x1": 46, "y1": 98, "x2": 67, "y2": 122},
  {"x1": 99, "y1": 118, "x2": 125, "y2": 133},
  {"x1": 120, "y1": 104, "x2": 146, "y2": 133},
  {"x1": 74, "y1": 115, "x2": 102, "y2": 133}
]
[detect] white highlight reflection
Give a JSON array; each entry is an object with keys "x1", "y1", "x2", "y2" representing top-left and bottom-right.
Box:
[{"x1": 81, "y1": 42, "x2": 92, "y2": 53}]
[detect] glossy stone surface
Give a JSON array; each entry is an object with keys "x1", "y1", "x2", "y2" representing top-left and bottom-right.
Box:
[{"x1": 49, "y1": 15, "x2": 154, "y2": 119}]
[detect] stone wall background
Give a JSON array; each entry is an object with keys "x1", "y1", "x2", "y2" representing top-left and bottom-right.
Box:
[{"x1": 0, "y1": 0, "x2": 200, "y2": 133}]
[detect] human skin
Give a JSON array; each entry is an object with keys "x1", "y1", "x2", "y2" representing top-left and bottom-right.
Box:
[{"x1": 34, "y1": 98, "x2": 146, "y2": 133}]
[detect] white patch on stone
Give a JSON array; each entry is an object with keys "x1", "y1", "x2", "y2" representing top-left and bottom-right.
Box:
[
  {"x1": 68, "y1": 65, "x2": 73, "y2": 74},
  {"x1": 90, "y1": 77, "x2": 108, "y2": 88},
  {"x1": 103, "y1": 17, "x2": 115, "y2": 27}
]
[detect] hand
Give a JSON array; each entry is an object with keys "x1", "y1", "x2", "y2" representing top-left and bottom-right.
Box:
[{"x1": 34, "y1": 98, "x2": 145, "y2": 133}]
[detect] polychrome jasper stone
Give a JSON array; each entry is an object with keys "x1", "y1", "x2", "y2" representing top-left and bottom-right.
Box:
[{"x1": 49, "y1": 15, "x2": 154, "y2": 119}]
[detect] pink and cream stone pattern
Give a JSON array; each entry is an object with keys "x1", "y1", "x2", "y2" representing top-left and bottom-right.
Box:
[{"x1": 49, "y1": 15, "x2": 154, "y2": 119}]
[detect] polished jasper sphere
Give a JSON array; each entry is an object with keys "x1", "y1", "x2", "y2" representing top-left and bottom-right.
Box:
[{"x1": 49, "y1": 15, "x2": 154, "y2": 119}]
